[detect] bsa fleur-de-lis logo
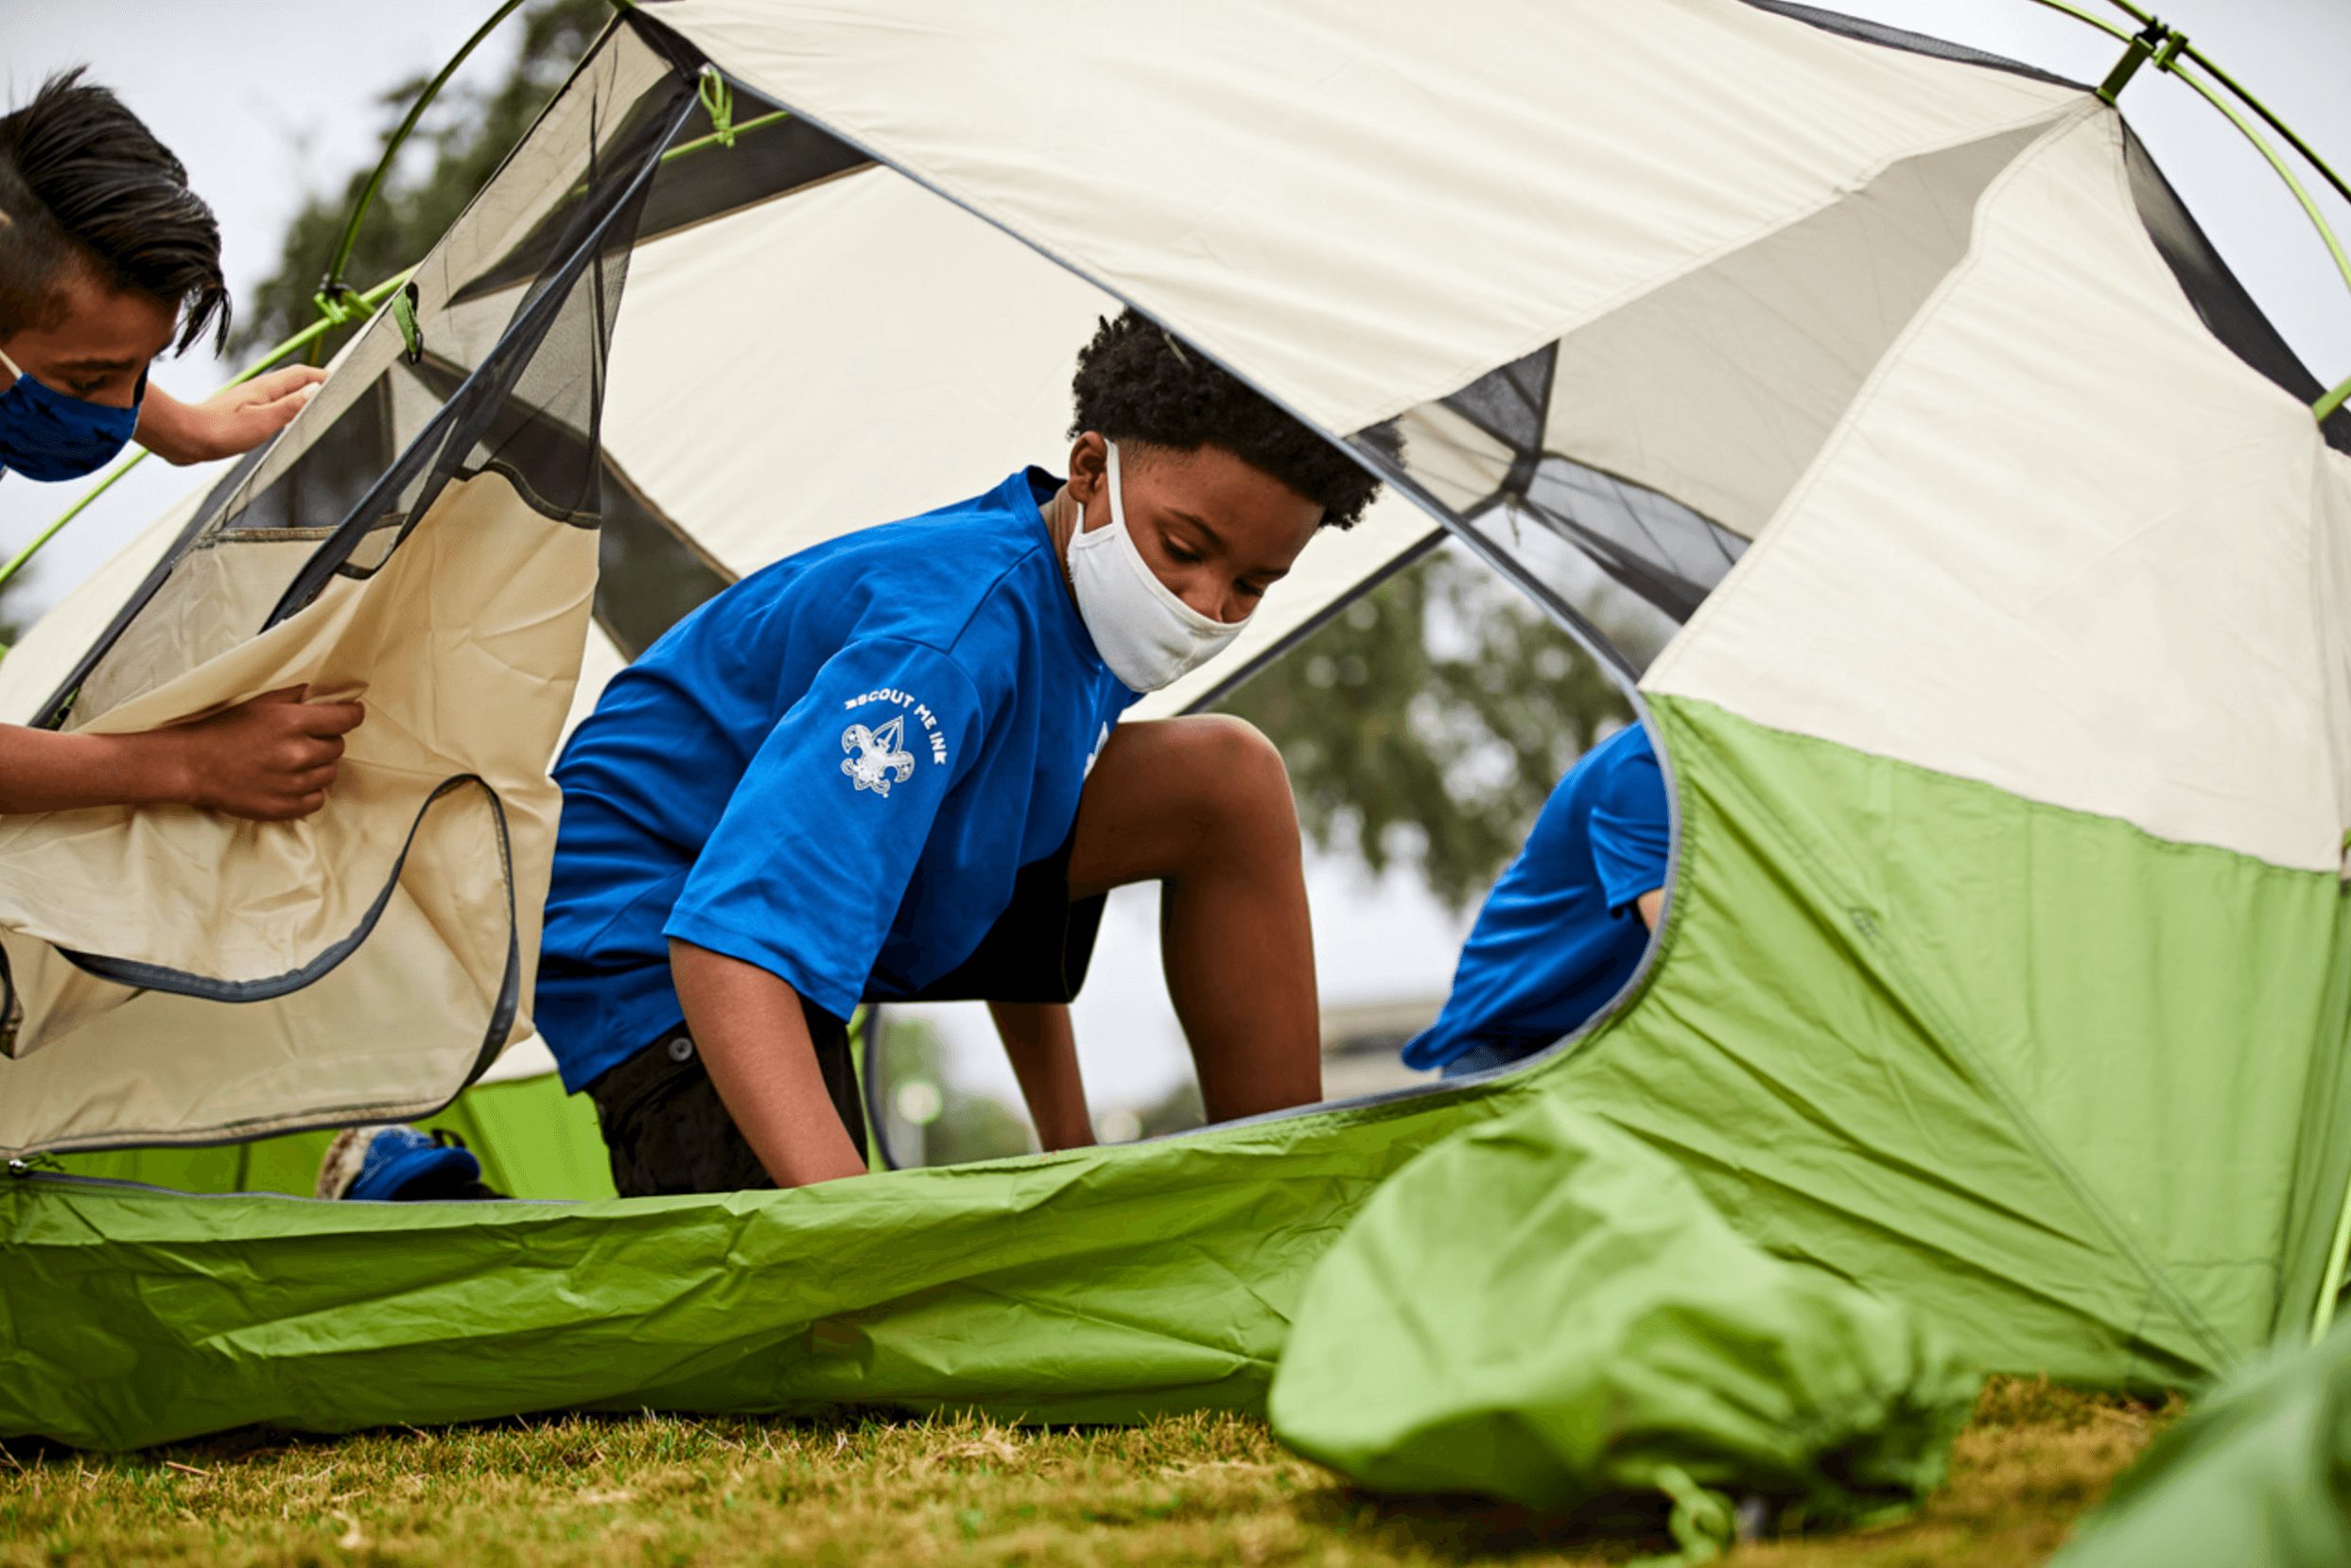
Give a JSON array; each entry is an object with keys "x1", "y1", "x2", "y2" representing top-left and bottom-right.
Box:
[{"x1": 841, "y1": 715, "x2": 916, "y2": 797}]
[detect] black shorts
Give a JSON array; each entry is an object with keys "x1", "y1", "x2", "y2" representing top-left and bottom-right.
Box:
[{"x1": 584, "y1": 830, "x2": 1106, "y2": 1198}]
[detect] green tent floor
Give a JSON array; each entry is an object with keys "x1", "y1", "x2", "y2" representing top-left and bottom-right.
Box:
[{"x1": 51, "y1": 1071, "x2": 617, "y2": 1201}]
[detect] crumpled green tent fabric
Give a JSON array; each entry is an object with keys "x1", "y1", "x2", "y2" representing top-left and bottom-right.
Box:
[
  {"x1": 2050, "y1": 1323, "x2": 2351, "y2": 1567},
  {"x1": 4, "y1": 697, "x2": 2345, "y2": 1452},
  {"x1": 0, "y1": 1087, "x2": 1496, "y2": 1452},
  {"x1": 1267, "y1": 1093, "x2": 1979, "y2": 1530}
]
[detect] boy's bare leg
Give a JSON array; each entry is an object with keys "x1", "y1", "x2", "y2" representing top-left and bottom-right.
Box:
[
  {"x1": 1067, "y1": 716, "x2": 1321, "y2": 1121},
  {"x1": 987, "y1": 1001, "x2": 1095, "y2": 1149}
]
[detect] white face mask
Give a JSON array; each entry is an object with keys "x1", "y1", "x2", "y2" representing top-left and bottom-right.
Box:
[{"x1": 1065, "y1": 441, "x2": 1244, "y2": 693}]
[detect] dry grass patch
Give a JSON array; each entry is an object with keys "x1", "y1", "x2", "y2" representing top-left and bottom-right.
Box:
[{"x1": 0, "y1": 1377, "x2": 2173, "y2": 1566}]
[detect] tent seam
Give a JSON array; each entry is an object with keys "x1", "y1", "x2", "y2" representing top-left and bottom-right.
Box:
[
  {"x1": 1336, "y1": 101, "x2": 2083, "y2": 432},
  {"x1": 1643, "y1": 101, "x2": 2100, "y2": 696}
]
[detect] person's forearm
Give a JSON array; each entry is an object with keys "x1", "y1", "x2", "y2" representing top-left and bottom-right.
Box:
[
  {"x1": 0, "y1": 724, "x2": 191, "y2": 813},
  {"x1": 132, "y1": 386, "x2": 200, "y2": 464},
  {"x1": 987, "y1": 1001, "x2": 1095, "y2": 1150},
  {"x1": 670, "y1": 938, "x2": 868, "y2": 1188}
]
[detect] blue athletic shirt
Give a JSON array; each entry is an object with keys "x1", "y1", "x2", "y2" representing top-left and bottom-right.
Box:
[
  {"x1": 536, "y1": 467, "x2": 1136, "y2": 1092},
  {"x1": 1402, "y1": 724, "x2": 1671, "y2": 1072}
]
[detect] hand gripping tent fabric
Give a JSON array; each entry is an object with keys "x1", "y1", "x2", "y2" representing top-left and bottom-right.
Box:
[{"x1": 0, "y1": 0, "x2": 2347, "y2": 1450}]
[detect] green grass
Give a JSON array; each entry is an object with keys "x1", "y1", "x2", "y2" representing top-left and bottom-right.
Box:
[{"x1": 0, "y1": 1378, "x2": 2173, "y2": 1566}]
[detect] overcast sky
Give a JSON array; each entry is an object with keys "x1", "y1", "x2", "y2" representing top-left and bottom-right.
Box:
[{"x1": 2, "y1": 1, "x2": 2347, "y2": 1121}]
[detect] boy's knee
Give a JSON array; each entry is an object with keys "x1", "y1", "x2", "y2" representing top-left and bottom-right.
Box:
[{"x1": 1163, "y1": 715, "x2": 1297, "y2": 851}]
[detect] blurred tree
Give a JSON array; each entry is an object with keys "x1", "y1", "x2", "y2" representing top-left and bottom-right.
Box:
[
  {"x1": 235, "y1": 0, "x2": 614, "y2": 360},
  {"x1": 872, "y1": 1012, "x2": 1032, "y2": 1169},
  {"x1": 0, "y1": 569, "x2": 31, "y2": 650},
  {"x1": 1133, "y1": 1078, "x2": 1206, "y2": 1141},
  {"x1": 1222, "y1": 543, "x2": 1664, "y2": 912}
]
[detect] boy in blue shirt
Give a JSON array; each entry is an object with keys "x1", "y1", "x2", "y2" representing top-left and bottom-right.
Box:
[
  {"x1": 1403, "y1": 723, "x2": 1671, "y2": 1076},
  {"x1": 531, "y1": 310, "x2": 1386, "y2": 1194}
]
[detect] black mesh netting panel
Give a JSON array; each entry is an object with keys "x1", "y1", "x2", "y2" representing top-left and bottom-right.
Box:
[
  {"x1": 436, "y1": 55, "x2": 897, "y2": 656},
  {"x1": 33, "y1": 19, "x2": 706, "y2": 727},
  {"x1": 1736, "y1": 0, "x2": 2082, "y2": 89},
  {"x1": 2123, "y1": 126, "x2": 2351, "y2": 456},
  {"x1": 1365, "y1": 344, "x2": 1750, "y2": 631},
  {"x1": 458, "y1": 76, "x2": 872, "y2": 305}
]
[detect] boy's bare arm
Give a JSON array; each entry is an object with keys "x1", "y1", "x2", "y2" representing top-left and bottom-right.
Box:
[
  {"x1": 670, "y1": 938, "x2": 870, "y2": 1188},
  {"x1": 0, "y1": 688, "x2": 362, "y2": 819},
  {"x1": 135, "y1": 366, "x2": 326, "y2": 465}
]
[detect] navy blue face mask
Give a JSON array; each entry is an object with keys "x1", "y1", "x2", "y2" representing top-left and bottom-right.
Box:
[{"x1": 0, "y1": 346, "x2": 145, "y2": 482}]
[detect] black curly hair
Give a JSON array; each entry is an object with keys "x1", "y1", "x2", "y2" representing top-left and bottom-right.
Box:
[
  {"x1": 0, "y1": 69, "x2": 228, "y2": 355},
  {"x1": 1069, "y1": 309, "x2": 1387, "y2": 530}
]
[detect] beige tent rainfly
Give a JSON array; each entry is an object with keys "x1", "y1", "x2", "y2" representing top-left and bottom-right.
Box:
[{"x1": 2, "y1": 0, "x2": 2349, "y2": 1453}]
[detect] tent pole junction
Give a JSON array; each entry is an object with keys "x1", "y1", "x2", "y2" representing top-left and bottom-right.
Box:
[{"x1": 314, "y1": 0, "x2": 531, "y2": 322}]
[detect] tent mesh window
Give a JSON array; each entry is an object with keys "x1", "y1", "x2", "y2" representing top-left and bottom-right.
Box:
[
  {"x1": 442, "y1": 63, "x2": 892, "y2": 657},
  {"x1": 1346, "y1": 12, "x2": 2350, "y2": 638},
  {"x1": 1391, "y1": 343, "x2": 1750, "y2": 630},
  {"x1": 31, "y1": 18, "x2": 708, "y2": 730}
]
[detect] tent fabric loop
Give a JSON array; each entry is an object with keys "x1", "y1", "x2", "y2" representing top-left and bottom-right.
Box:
[
  {"x1": 697, "y1": 64, "x2": 737, "y2": 148},
  {"x1": 389, "y1": 282, "x2": 425, "y2": 366},
  {"x1": 1655, "y1": 1464, "x2": 1737, "y2": 1562}
]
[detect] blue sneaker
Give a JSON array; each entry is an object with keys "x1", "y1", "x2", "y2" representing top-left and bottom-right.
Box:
[{"x1": 317, "y1": 1124, "x2": 483, "y2": 1201}]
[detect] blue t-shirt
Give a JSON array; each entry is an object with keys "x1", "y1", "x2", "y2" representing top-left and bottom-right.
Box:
[
  {"x1": 1402, "y1": 724, "x2": 1671, "y2": 1072},
  {"x1": 536, "y1": 467, "x2": 1136, "y2": 1091}
]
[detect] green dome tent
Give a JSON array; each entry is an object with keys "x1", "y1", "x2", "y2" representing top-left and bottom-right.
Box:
[{"x1": 1, "y1": 0, "x2": 2347, "y2": 1451}]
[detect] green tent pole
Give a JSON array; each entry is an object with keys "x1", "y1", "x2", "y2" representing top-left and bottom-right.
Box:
[
  {"x1": 2314, "y1": 1162, "x2": 2351, "y2": 1340},
  {"x1": 2317, "y1": 374, "x2": 2351, "y2": 426},
  {"x1": 315, "y1": 0, "x2": 531, "y2": 302},
  {"x1": 2011, "y1": 0, "x2": 2133, "y2": 46},
  {"x1": 2178, "y1": 42, "x2": 2351, "y2": 208},
  {"x1": 2010, "y1": 1, "x2": 2351, "y2": 306},
  {"x1": 2159, "y1": 58, "x2": 2351, "y2": 303}
]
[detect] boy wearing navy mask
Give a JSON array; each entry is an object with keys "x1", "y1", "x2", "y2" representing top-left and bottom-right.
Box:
[
  {"x1": 533, "y1": 310, "x2": 1385, "y2": 1194},
  {"x1": 0, "y1": 71, "x2": 358, "y2": 820}
]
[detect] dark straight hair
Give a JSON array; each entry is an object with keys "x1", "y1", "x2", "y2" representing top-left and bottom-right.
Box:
[{"x1": 0, "y1": 68, "x2": 229, "y2": 355}]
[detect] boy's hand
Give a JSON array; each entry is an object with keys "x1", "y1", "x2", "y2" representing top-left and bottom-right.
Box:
[
  {"x1": 150, "y1": 687, "x2": 366, "y2": 821},
  {"x1": 135, "y1": 368, "x2": 327, "y2": 465}
]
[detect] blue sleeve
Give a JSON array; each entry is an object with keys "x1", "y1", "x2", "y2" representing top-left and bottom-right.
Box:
[
  {"x1": 1588, "y1": 736, "x2": 1671, "y2": 918},
  {"x1": 663, "y1": 636, "x2": 985, "y2": 1018}
]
